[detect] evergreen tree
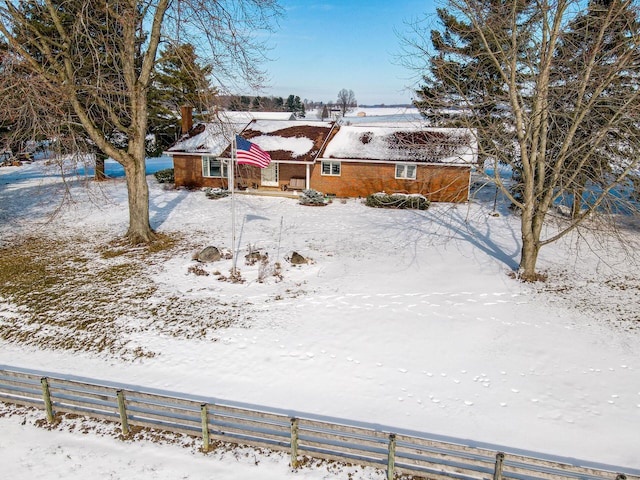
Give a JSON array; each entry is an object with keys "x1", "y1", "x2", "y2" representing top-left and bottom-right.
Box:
[
  {"x1": 414, "y1": 2, "x2": 535, "y2": 163},
  {"x1": 549, "y1": 0, "x2": 640, "y2": 217},
  {"x1": 6, "y1": 0, "x2": 140, "y2": 178},
  {"x1": 1, "y1": 0, "x2": 280, "y2": 244},
  {"x1": 154, "y1": 43, "x2": 215, "y2": 113},
  {"x1": 406, "y1": 0, "x2": 640, "y2": 280},
  {"x1": 285, "y1": 94, "x2": 305, "y2": 117},
  {"x1": 150, "y1": 43, "x2": 217, "y2": 153},
  {"x1": 320, "y1": 104, "x2": 329, "y2": 120}
]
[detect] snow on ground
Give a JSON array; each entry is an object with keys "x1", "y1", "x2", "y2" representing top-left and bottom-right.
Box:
[{"x1": 1, "y1": 160, "x2": 639, "y2": 479}]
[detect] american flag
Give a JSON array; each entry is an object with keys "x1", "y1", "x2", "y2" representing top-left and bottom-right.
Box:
[{"x1": 235, "y1": 135, "x2": 271, "y2": 168}]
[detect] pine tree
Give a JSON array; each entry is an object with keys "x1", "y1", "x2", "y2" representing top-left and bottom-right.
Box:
[
  {"x1": 320, "y1": 105, "x2": 329, "y2": 120},
  {"x1": 414, "y1": 2, "x2": 535, "y2": 161},
  {"x1": 285, "y1": 95, "x2": 305, "y2": 117},
  {"x1": 154, "y1": 43, "x2": 215, "y2": 113},
  {"x1": 407, "y1": 0, "x2": 640, "y2": 280},
  {"x1": 150, "y1": 43, "x2": 217, "y2": 153},
  {"x1": 549, "y1": 0, "x2": 640, "y2": 218},
  {"x1": 1, "y1": 0, "x2": 281, "y2": 244}
]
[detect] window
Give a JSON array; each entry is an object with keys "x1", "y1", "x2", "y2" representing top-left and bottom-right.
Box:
[
  {"x1": 321, "y1": 161, "x2": 341, "y2": 176},
  {"x1": 395, "y1": 163, "x2": 416, "y2": 180},
  {"x1": 202, "y1": 157, "x2": 228, "y2": 178}
]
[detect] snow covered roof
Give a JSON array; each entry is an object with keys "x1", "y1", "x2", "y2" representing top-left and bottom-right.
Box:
[
  {"x1": 217, "y1": 111, "x2": 296, "y2": 122},
  {"x1": 168, "y1": 118, "x2": 477, "y2": 165},
  {"x1": 165, "y1": 121, "x2": 245, "y2": 155},
  {"x1": 342, "y1": 107, "x2": 422, "y2": 123},
  {"x1": 231, "y1": 120, "x2": 336, "y2": 163},
  {"x1": 165, "y1": 112, "x2": 297, "y2": 155},
  {"x1": 322, "y1": 123, "x2": 477, "y2": 165}
]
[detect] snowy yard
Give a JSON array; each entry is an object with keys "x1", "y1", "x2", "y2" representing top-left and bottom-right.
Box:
[{"x1": 0, "y1": 160, "x2": 639, "y2": 479}]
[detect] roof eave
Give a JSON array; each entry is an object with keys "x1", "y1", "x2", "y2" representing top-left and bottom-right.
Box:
[{"x1": 318, "y1": 157, "x2": 473, "y2": 167}]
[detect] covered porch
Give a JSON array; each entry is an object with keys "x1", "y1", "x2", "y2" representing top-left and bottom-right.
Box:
[{"x1": 234, "y1": 161, "x2": 311, "y2": 193}]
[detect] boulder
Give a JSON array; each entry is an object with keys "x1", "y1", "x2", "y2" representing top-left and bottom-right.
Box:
[
  {"x1": 290, "y1": 251, "x2": 308, "y2": 265},
  {"x1": 197, "y1": 246, "x2": 221, "y2": 263}
]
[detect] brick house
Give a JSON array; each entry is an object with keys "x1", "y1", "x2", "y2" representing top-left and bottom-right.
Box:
[
  {"x1": 168, "y1": 119, "x2": 336, "y2": 191},
  {"x1": 166, "y1": 118, "x2": 476, "y2": 202}
]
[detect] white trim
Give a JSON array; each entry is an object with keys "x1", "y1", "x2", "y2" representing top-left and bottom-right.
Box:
[
  {"x1": 318, "y1": 157, "x2": 472, "y2": 167},
  {"x1": 165, "y1": 151, "x2": 211, "y2": 157}
]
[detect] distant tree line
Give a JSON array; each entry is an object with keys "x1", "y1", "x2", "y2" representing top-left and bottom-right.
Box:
[{"x1": 219, "y1": 94, "x2": 306, "y2": 118}]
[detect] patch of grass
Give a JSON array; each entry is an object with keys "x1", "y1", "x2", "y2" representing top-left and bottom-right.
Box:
[{"x1": 0, "y1": 232, "x2": 250, "y2": 360}]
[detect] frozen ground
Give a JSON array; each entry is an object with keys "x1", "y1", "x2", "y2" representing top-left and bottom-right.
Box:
[{"x1": 0, "y1": 160, "x2": 639, "y2": 479}]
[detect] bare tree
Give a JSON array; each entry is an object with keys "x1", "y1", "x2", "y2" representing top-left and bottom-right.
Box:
[
  {"x1": 337, "y1": 88, "x2": 357, "y2": 117},
  {"x1": 402, "y1": 0, "x2": 640, "y2": 281},
  {"x1": 0, "y1": 0, "x2": 281, "y2": 244}
]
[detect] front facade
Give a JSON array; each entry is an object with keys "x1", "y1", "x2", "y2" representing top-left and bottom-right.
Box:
[
  {"x1": 309, "y1": 160, "x2": 470, "y2": 202},
  {"x1": 166, "y1": 117, "x2": 476, "y2": 203}
]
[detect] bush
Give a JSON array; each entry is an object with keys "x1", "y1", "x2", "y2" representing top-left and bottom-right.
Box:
[
  {"x1": 204, "y1": 187, "x2": 230, "y2": 199},
  {"x1": 154, "y1": 168, "x2": 174, "y2": 184},
  {"x1": 365, "y1": 192, "x2": 430, "y2": 210},
  {"x1": 299, "y1": 189, "x2": 326, "y2": 206}
]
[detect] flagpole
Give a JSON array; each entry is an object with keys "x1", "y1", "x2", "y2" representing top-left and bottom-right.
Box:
[{"x1": 231, "y1": 135, "x2": 237, "y2": 275}]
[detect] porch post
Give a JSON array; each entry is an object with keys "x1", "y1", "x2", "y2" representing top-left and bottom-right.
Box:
[{"x1": 305, "y1": 164, "x2": 310, "y2": 190}]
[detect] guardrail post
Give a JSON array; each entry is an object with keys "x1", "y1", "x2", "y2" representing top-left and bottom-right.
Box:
[
  {"x1": 116, "y1": 389, "x2": 129, "y2": 436},
  {"x1": 290, "y1": 417, "x2": 299, "y2": 468},
  {"x1": 40, "y1": 377, "x2": 54, "y2": 423},
  {"x1": 200, "y1": 403, "x2": 210, "y2": 452},
  {"x1": 387, "y1": 433, "x2": 396, "y2": 480},
  {"x1": 494, "y1": 452, "x2": 505, "y2": 480}
]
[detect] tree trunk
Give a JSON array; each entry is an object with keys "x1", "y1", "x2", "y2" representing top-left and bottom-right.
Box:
[
  {"x1": 95, "y1": 154, "x2": 106, "y2": 181},
  {"x1": 519, "y1": 237, "x2": 541, "y2": 281},
  {"x1": 519, "y1": 201, "x2": 542, "y2": 281},
  {"x1": 571, "y1": 186, "x2": 584, "y2": 219},
  {"x1": 124, "y1": 158, "x2": 155, "y2": 244}
]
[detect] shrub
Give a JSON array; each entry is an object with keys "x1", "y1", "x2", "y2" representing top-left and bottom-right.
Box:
[
  {"x1": 365, "y1": 192, "x2": 430, "y2": 210},
  {"x1": 299, "y1": 189, "x2": 326, "y2": 206},
  {"x1": 204, "y1": 187, "x2": 230, "y2": 199},
  {"x1": 154, "y1": 168, "x2": 174, "y2": 184}
]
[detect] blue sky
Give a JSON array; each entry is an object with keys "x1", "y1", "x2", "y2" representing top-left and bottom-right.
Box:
[{"x1": 259, "y1": 0, "x2": 437, "y2": 106}]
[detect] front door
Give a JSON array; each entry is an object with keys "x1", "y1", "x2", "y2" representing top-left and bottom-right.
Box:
[{"x1": 261, "y1": 162, "x2": 279, "y2": 187}]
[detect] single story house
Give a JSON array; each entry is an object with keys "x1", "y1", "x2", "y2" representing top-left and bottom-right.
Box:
[
  {"x1": 167, "y1": 118, "x2": 336, "y2": 191},
  {"x1": 166, "y1": 117, "x2": 476, "y2": 202}
]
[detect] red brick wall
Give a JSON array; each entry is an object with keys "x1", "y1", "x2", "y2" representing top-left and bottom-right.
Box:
[
  {"x1": 173, "y1": 155, "x2": 470, "y2": 202},
  {"x1": 277, "y1": 164, "x2": 307, "y2": 189},
  {"x1": 173, "y1": 155, "x2": 261, "y2": 189},
  {"x1": 309, "y1": 162, "x2": 470, "y2": 202},
  {"x1": 173, "y1": 155, "x2": 225, "y2": 189}
]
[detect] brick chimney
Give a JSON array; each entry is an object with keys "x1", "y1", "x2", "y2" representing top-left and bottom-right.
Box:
[{"x1": 180, "y1": 106, "x2": 193, "y2": 134}]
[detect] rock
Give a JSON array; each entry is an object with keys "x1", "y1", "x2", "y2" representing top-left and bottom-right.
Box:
[
  {"x1": 197, "y1": 246, "x2": 221, "y2": 263},
  {"x1": 290, "y1": 251, "x2": 308, "y2": 265}
]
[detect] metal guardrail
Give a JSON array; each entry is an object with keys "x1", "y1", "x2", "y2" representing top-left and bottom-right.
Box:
[{"x1": 0, "y1": 368, "x2": 636, "y2": 480}]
